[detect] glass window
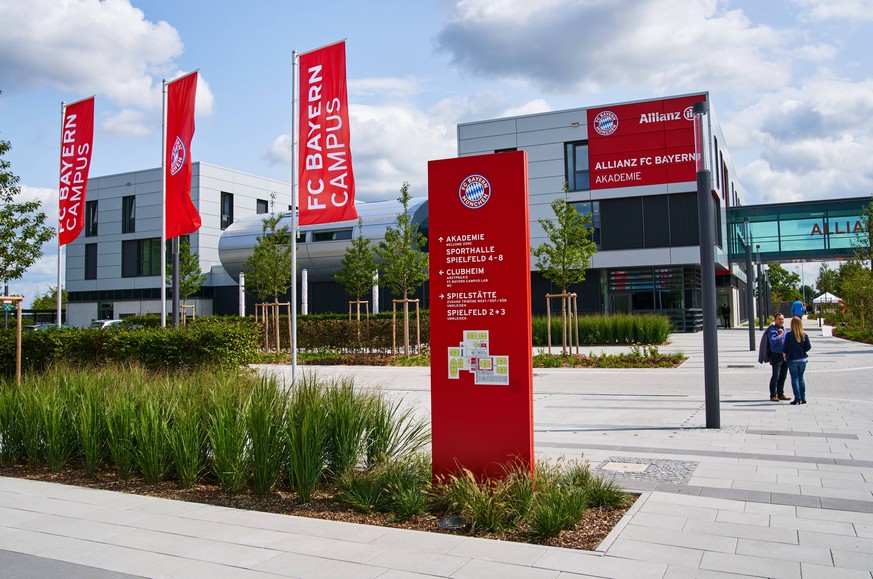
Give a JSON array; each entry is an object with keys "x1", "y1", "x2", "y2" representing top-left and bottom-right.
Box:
[
  {"x1": 569, "y1": 201, "x2": 601, "y2": 247},
  {"x1": 121, "y1": 238, "x2": 161, "y2": 277},
  {"x1": 642, "y1": 196, "x2": 670, "y2": 248},
  {"x1": 601, "y1": 197, "x2": 643, "y2": 250},
  {"x1": 122, "y1": 195, "x2": 135, "y2": 233},
  {"x1": 85, "y1": 200, "x2": 98, "y2": 237},
  {"x1": 564, "y1": 142, "x2": 590, "y2": 191},
  {"x1": 668, "y1": 193, "x2": 699, "y2": 246},
  {"x1": 221, "y1": 192, "x2": 234, "y2": 230},
  {"x1": 312, "y1": 229, "x2": 353, "y2": 242},
  {"x1": 140, "y1": 238, "x2": 161, "y2": 276},
  {"x1": 256, "y1": 199, "x2": 269, "y2": 214},
  {"x1": 84, "y1": 243, "x2": 97, "y2": 280}
]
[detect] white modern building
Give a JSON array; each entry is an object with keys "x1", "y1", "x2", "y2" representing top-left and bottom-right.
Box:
[
  {"x1": 65, "y1": 162, "x2": 288, "y2": 327},
  {"x1": 457, "y1": 92, "x2": 748, "y2": 330}
]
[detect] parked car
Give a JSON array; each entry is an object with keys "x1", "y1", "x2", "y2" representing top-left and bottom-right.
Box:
[
  {"x1": 89, "y1": 319, "x2": 123, "y2": 329},
  {"x1": 23, "y1": 323, "x2": 62, "y2": 331}
]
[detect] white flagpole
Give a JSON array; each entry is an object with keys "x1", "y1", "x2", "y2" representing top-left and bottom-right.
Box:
[
  {"x1": 161, "y1": 79, "x2": 168, "y2": 327},
  {"x1": 56, "y1": 101, "x2": 66, "y2": 328},
  {"x1": 291, "y1": 49, "x2": 298, "y2": 383}
]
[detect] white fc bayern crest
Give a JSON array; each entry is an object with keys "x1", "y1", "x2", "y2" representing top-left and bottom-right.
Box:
[
  {"x1": 458, "y1": 174, "x2": 491, "y2": 209},
  {"x1": 593, "y1": 110, "x2": 619, "y2": 136},
  {"x1": 170, "y1": 136, "x2": 186, "y2": 176}
]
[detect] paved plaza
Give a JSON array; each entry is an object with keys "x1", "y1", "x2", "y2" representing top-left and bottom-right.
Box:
[{"x1": 2, "y1": 323, "x2": 873, "y2": 577}]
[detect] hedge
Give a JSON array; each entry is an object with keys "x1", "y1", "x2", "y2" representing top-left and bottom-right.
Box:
[{"x1": 0, "y1": 317, "x2": 259, "y2": 377}]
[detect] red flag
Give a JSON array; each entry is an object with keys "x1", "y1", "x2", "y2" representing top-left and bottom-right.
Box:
[
  {"x1": 298, "y1": 41, "x2": 357, "y2": 226},
  {"x1": 166, "y1": 71, "x2": 201, "y2": 239},
  {"x1": 58, "y1": 97, "x2": 95, "y2": 246}
]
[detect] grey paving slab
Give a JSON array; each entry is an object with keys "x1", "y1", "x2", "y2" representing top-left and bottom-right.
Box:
[
  {"x1": 450, "y1": 558, "x2": 560, "y2": 579},
  {"x1": 699, "y1": 551, "x2": 801, "y2": 579},
  {"x1": 797, "y1": 562, "x2": 872, "y2": 579},
  {"x1": 798, "y1": 530, "x2": 873, "y2": 553},
  {"x1": 254, "y1": 550, "x2": 387, "y2": 579},
  {"x1": 830, "y1": 549, "x2": 873, "y2": 572},
  {"x1": 606, "y1": 538, "x2": 704, "y2": 568},
  {"x1": 361, "y1": 549, "x2": 470, "y2": 577},
  {"x1": 532, "y1": 548, "x2": 667, "y2": 578},
  {"x1": 683, "y1": 519, "x2": 799, "y2": 544},
  {"x1": 446, "y1": 535, "x2": 548, "y2": 566},
  {"x1": 735, "y1": 538, "x2": 833, "y2": 565},
  {"x1": 0, "y1": 549, "x2": 143, "y2": 579},
  {"x1": 157, "y1": 559, "x2": 286, "y2": 578},
  {"x1": 617, "y1": 522, "x2": 738, "y2": 553}
]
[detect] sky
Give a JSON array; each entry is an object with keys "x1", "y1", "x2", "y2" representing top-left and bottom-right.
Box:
[{"x1": 2, "y1": 0, "x2": 872, "y2": 303}]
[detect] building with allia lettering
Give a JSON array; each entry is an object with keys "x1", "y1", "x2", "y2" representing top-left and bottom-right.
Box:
[{"x1": 457, "y1": 92, "x2": 747, "y2": 331}]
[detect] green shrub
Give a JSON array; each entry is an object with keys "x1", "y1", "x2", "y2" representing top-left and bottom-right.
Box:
[
  {"x1": 207, "y1": 380, "x2": 250, "y2": 493},
  {"x1": 247, "y1": 378, "x2": 287, "y2": 496},
  {"x1": 0, "y1": 384, "x2": 24, "y2": 465},
  {"x1": 323, "y1": 380, "x2": 370, "y2": 480},
  {"x1": 105, "y1": 391, "x2": 137, "y2": 480},
  {"x1": 285, "y1": 375, "x2": 328, "y2": 503},
  {"x1": 133, "y1": 397, "x2": 172, "y2": 484},
  {"x1": 532, "y1": 313, "x2": 672, "y2": 346},
  {"x1": 584, "y1": 474, "x2": 625, "y2": 508},
  {"x1": 75, "y1": 379, "x2": 107, "y2": 477},
  {"x1": 169, "y1": 394, "x2": 208, "y2": 489}
]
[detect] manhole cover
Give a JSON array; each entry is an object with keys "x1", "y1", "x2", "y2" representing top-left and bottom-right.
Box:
[{"x1": 601, "y1": 462, "x2": 649, "y2": 473}]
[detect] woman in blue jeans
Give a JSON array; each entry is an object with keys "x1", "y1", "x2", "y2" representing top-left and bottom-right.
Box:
[{"x1": 784, "y1": 316, "x2": 812, "y2": 404}]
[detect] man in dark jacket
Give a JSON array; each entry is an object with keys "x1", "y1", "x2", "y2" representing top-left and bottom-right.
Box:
[{"x1": 767, "y1": 313, "x2": 790, "y2": 401}]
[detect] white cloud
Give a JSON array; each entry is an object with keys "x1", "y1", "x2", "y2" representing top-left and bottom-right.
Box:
[
  {"x1": 0, "y1": 0, "x2": 183, "y2": 107},
  {"x1": 726, "y1": 79, "x2": 873, "y2": 203},
  {"x1": 792, "y1": 0, "x2": 873, "y2": 21},
  {"x1": 502, "y1": 99, "x2": 552, "y2": 117},
  {"x1": 436, "y1": 0, "x2": 792, "y2": 98},
  {"x1": 349, "y1": 77, "x2": 422, "y2": 99},
  {"x1": 102, "y1": 108, "x2": 150, "y2": 137}
]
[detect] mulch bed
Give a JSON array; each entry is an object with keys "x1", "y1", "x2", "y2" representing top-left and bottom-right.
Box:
[{"x1": 0, "y1": 463, "x2": 633, "y2": 552}]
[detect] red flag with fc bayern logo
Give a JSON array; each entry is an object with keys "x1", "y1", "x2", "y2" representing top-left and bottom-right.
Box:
[{"x1": 165, "y1": 71, "x2": 201, "y2": 239}]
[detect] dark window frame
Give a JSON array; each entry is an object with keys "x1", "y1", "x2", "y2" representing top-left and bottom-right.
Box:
[
  {"x1": 221, "y1": 192, "x2": 234, "y2": 230},
  {"x1": 84, "y1": 243, "x2": 97, "y2": 280},
  {"x1": 85, "y1": 200, "x2": 98, "y2": 237},
  {"x1": 122, "y1": 195, "x2": 136, "y2": 234},
  {"x1": 565, "y1": 141, "x2": 590, "y2": 191}
]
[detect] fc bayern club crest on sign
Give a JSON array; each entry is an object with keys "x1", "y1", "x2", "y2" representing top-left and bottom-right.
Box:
[
  {"x1": 458, "y1": 174, "x2": 491, "y2": 209},
  {"x1": 170, "y1": 136, "x2": 186, "y2": 176},
  {"x1": 593, "y1": 110, "x2": 619, "y2": 136}
]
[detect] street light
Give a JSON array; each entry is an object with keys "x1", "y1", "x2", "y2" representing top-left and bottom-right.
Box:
[{"x1": 693, "y1": 100, "x2": 719, "y2": 429}]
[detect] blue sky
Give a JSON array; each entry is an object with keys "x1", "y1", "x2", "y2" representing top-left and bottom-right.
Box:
[{"x1": 2, "y1": 0, "x2": 872, "y2": 302}]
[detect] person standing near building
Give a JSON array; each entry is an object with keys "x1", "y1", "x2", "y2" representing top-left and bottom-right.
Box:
[
  {"x1": 721, "y1": 303, "x2": 730, "y2": 328},
  {"x1": 784, "y1": 316, "x2": 811, "y2": 404},
  {"x1": 791, "y1": 298, "x2": 805, "y2": 318},
  {"x1": 768, "y1": 313, "x2": 790, "y2": 401}
]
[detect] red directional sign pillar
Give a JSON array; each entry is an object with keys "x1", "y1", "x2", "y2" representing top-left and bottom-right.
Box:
[{"x1": 428, "y1": 151, "x2": 533, "y2": 480}]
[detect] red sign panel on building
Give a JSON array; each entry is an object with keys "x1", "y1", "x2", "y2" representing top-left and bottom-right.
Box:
[
  {"x1": 588, "y1": 94, "x2": 707, "y2": 190},
  {"x1": 428, "y1": 151, "x2": 534, "y2": 480}
]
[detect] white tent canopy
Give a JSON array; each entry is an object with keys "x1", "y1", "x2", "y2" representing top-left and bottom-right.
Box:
[{"x1": 813, "y1": 292, "x2": 841, "y2": 304}]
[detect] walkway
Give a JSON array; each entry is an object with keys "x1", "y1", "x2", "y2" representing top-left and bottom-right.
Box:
[{"x1": 2, "y1": 325, "x2": 873, "y2": 577}]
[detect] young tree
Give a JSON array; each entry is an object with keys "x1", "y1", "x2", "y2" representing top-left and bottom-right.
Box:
[
  {"x1": 841, "y1": 267, "x2": 873, "y2": 329},
  {"x1": 766, "y1": 263, "x2": 801, "y2": 301},
  {"x1": 334, "y1": 218, "x2": 377, "y2": 316},
  {"x1": 1, "y1": 139, "x2": 55, "y2": 293},
  {"x1": 30, "y1": 286, "x2": 68, "y2": 310},
  {"x1": 531, "y1": 185, "x2": 598, "y2": 352},
  {"x1": 243, "y1": 212, "x2": 293, "y2": 303},
  {"x1": 816, "y1": 263, "x2": 840, "y2": 296},
  {"x1": 375, "y1": 182, "x2": 428, "y2": 356},
  {"x1": 852, "y1": 196, "x2": 873, "y2": 271},
  {"x1": 166, "y1": 236, "x2": 207, "y2": 308}
]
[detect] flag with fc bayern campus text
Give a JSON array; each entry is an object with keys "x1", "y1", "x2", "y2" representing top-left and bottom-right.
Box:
[
  {"x1": 58, "y1": 96, "x2": 95, "y2": 246},
  {"x1": 298, "y1": 40, "x2": 357, "y2": 226}
]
